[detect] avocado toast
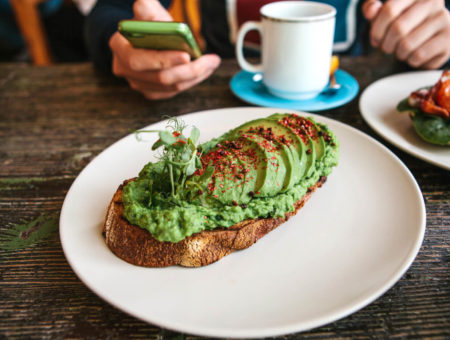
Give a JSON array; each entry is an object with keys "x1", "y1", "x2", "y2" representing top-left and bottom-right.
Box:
[{"x1": 103, "y1": 113, "x2": 339, "y2": 267}]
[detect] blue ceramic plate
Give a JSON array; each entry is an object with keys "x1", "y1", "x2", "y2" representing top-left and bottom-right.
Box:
[{"x1": 230, "y1": 69, "x2": 359, "y2": 111}]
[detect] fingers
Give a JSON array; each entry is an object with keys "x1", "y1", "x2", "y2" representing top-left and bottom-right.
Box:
[
  {"x1": 127, "y1": 64, "x2": 217, "y2": 100},
  {"x1": 369, "y1": 0, "x2": 415, "y2": 47},
  {"x1": 421, "y1": 52, "x2": 450, "y2": 70},
  {"x1": 115, "y1": 51, "x2": 220, "y2": 84},
  {"x1": 395, "y1": 9, "x2": 450, "y2": 66},
  {"x1": 109, "y1": 32, "x2": 191, "y2": 73},
  {"x1": 151, "y1": 54, "x2": 221, "y2": 84},
  {"x1": 405, "y1": 24, "x2": 450, "y2": 69},
  {"x1": 380, "y1": 1, "x2": 429, "y2": 54},
  {"x1": 133, "y1": 0, "x2": 172, "y2": 21},
  {"x1": 366, "y1": 0, "x2": 450, "y2": 69},
  {"x1": 116, "y1": 55, "x2": 220, "y2": 100},
  {"x1": 362, "y1": 0, "x2": 383, "y2": 21},
  {"x1": 109, "y1": 31, "x2": 221, "y2": 99}
]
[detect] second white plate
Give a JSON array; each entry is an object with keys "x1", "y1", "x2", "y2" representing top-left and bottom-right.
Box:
[
  {"x1": 60, "y1": 107, "x2": 425, "y2": 338},
  {"x1": 359, "y1": 70, "x2": 450, "y2": 170}
]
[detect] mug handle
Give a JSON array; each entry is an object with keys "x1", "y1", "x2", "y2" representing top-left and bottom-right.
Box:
[{"x1": 235, "y1": 21, "x2": 263, "y2": 73}]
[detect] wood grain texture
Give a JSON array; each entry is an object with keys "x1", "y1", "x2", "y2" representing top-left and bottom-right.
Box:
[{"x1": 0, "y1": 56, "x2": 449, "y2": 339}]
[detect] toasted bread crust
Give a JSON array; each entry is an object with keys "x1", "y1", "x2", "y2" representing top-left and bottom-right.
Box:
[{"x1": 103, "y1": 176, "x2": 326, "y2": 267}]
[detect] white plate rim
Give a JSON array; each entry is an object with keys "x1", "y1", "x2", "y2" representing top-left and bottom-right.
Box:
[
  {"x1": 60, "y1": 107, "x2": 426, "y2": 338},
  {"x1": 359, "y1": 70, "x2": 450, "y2": 170}
]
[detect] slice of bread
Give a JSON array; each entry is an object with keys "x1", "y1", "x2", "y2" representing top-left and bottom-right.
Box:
[{"x1": 103, "y1": 176, "x2": 327, "y2": 267}]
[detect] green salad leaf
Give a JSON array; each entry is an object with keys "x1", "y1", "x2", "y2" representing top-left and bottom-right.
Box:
[{"x1": 397, "y1": 95, "x2": 450, "y2": 146}]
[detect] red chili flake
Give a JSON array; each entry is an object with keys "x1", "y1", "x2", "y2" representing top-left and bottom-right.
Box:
[
  {"x1": 173, "y1": 131, "x2": 181, "y2": 137},
  {"x1": 271, "y1": 156, "x2": 276, "y2": 160},
  {"x1": 256, "y1": 191, "x2": 260, "y2": 194},
  {"x1": 307, "y1": 149, "x2": 312, "y2": 155},
  {"x1": 232, "y1": 200, "x2": 238, "y2": 206},
  {"x1": 197, "y1": 189, "x2": 203, "y2": 195},
  {"x1": 214, "y1": 194, "x2": 218, "y2": 199},
  {"x1": 176, "y1": 139, "x2": 186, "y2": 144}
]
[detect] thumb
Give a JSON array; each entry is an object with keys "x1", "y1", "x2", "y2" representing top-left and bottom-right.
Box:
[
  {"x1": 362, "y1": 0, "x2": 383, "y2": 21},
  {"x1": 133, "y1": 0, "x2": 173, "y2": 21}
]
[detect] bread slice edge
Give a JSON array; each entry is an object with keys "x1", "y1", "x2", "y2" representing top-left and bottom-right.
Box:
[{"x1": 103, "y1": 176, "x2": 327, "y2": 267}]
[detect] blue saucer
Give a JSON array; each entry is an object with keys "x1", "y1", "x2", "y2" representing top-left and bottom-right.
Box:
[{"x1": 230, "y1": 69, "x2": 359, "y2": 111}]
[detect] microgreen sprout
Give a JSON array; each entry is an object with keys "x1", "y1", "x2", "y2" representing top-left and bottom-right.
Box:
[{"x1": 135, "y1": 118, "x2": 202, "y2": 202}]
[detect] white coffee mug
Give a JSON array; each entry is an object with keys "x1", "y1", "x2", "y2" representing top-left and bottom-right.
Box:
[{"x1": 236, "y1": 1, "x2": 336, "y2": 100}]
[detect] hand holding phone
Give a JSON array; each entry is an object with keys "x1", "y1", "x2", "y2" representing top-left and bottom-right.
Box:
[
  {"x1": 108, "y1": 0, "x2": 220, "y2": 100},
  {"x1": 118, "y1": 20, "x2": 202, "y2": 59}
]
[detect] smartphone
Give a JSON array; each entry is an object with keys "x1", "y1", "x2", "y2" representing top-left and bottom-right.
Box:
[{"x1": 118, "y1": 20, "x2": 202, "y2": 59}]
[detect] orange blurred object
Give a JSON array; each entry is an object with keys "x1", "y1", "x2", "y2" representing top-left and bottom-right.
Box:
[
  {"x1": 10, "y1": 0, "x2": 53, "y2": 65},
  {"x1": 168, "y1": 0, "x2": 204, "y2": 51},
  {"x1": 330, "y1": 55, "x2": 339, "y2": 75},
  {"x1": 435, "y1": 74, "x2": 450, "y2": 112},
  {"x1": 409, "y1": 70, "x2": 450, "y2": 119}
]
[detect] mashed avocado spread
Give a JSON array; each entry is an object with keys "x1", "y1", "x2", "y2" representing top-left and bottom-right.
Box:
[{"x1": 122, "y1": 113, "x2": 339, "y2": 243}]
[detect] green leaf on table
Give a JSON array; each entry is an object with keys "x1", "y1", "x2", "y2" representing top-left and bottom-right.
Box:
[{"x1": 0, "y1": 212, "x2": 59, "y2": 251}]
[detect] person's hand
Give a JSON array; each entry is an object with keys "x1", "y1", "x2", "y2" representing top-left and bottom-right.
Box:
[
  {"x1": 108, "y1": 0, "x2": 221, "y2": 100},
  {"x1": 362, "y1": 0, "x2": 450, "y2": 69}
]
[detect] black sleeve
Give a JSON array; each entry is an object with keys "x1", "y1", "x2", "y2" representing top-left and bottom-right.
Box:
[
  {"x1": 200, "y1": 0, "x2": 234, "y2": 58},
  {"x1": 84, "y1": 0, "x2": 134, "y2": 74}
]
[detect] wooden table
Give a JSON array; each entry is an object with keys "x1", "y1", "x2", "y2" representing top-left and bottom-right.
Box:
[{"x1": 1, "y1": 56, "x2": 449, "y2": 338}]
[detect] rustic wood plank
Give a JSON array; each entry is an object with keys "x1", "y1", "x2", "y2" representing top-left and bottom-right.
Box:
[{"x1": 0, "y1": 57, "x2": 449, "y2": 338}]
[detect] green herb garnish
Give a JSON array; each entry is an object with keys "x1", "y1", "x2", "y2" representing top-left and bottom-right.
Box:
[{"x1": 136, "y1": 118, "x2": 204, "y2": 202}]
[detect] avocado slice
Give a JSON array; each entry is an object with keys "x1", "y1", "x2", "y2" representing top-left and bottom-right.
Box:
[
  {"x1": 271, "y1": 114, "x2": 318, "y2": 178},
  {"x1": 288, "y1": 115, "x2": 326, "y2": 162},
  {"x1": 208, "y1": 149, "x2": 246, "y2": 205},
  {"x1": 240, "y1": 133, "x2": 287, "y2": 197},
  {"x1": 233, "y1": 118, "x2": 305, "y2": 189},
  {"x1": 209, "y1": 134, "x2": 272, "y2": 203},
  {"x1": 191, "y1": 141, "x2": 250, "y2": 205},
  {"x1": 242, "y1": 132, "x2": 289, "y2": 193}
]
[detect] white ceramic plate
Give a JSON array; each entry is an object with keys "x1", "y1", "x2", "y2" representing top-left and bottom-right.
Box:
[
  {"x1": 60, "y1": 107, "x2": 425, "y2": 338},
  {"x1": 359, "y1": 70, "x2": 450, "y2": 170}
]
